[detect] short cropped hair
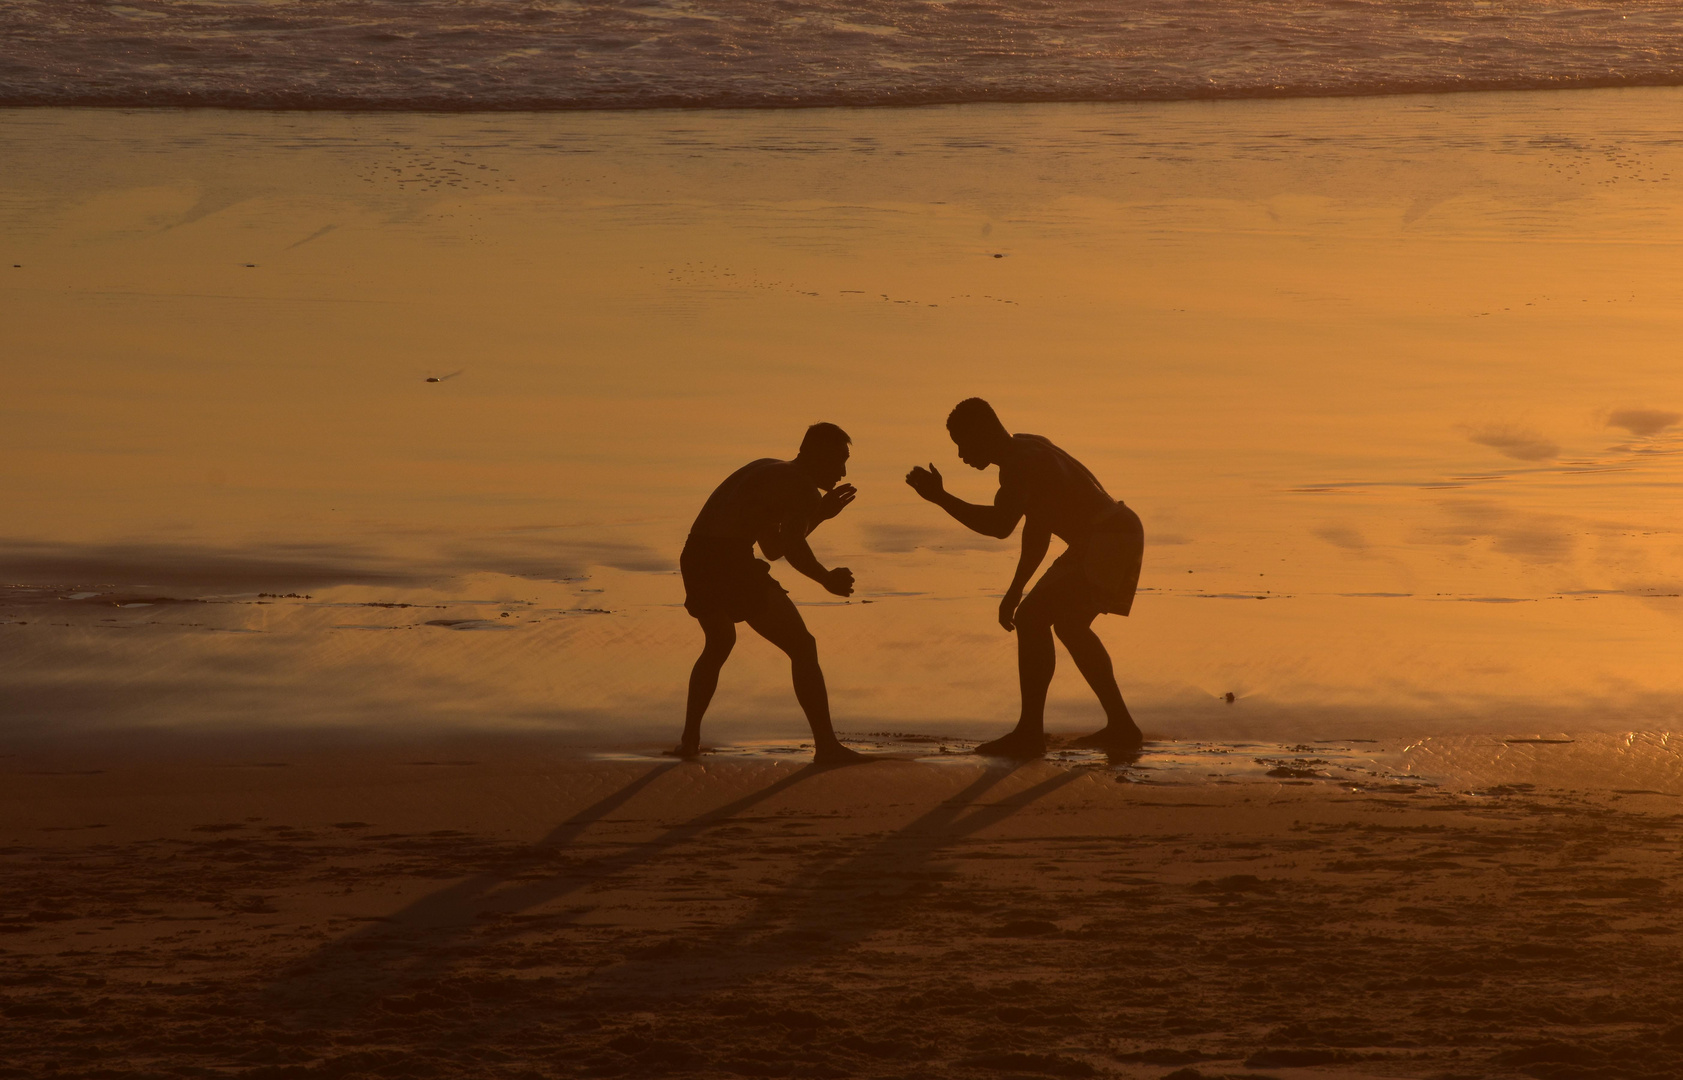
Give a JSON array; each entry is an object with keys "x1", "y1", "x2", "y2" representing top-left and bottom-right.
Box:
[
  {"x1": 799, "y1": 421, "x2": 852, "y2": 458},
  {"x1": 946, "y1": 398, "x2": 1008, "y2": 441}
]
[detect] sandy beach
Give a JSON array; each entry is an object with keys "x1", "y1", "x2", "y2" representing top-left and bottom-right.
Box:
[
  {"x1": 5, "y1": 85, "x2": 1683, "y2": 1079},
  {"x1": 5, "y1": 735, "x2": 1683, "y2": 1079}
]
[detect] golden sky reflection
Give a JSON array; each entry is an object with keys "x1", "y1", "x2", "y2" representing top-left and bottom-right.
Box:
[{"x1": 2, "y1": 92, "x2": 1681, "y2": 740}]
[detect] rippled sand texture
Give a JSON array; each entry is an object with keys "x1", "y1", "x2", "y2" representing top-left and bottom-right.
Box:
[
  {"x1": 5, "y1": 0, "x2": 1683, "y2": 107},
  {"x1": 6, "y1": 750, "x2": 1683, "y2": 1079},
  {"x1": 3, "y1": 92, "x2": 1683, "y2": 742}
]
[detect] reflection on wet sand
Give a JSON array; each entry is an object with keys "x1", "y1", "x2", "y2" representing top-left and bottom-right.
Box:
[
  {"x1": 598, "y1": 729, "x2": 1683, "y2": 797},
  {"x1": 6, "y1": 572, "x2": 1679, "y2": 744},
  {"x1": 6, "y1": 93, "x2": 1683, "y2": 745},
  {"x1": 602, "y1": 734, "x2": 1446, "y2": 792}
]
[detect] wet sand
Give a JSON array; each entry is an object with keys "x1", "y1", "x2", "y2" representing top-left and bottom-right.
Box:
[
  {"x1": 5, "y1": 737, "x2": 1683, "y2": 1079},
  {"x1": 5, "y1": 91, "x2": 1683, "y2": 744}
]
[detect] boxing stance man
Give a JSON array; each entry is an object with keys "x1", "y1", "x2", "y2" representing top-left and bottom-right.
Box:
[{"x1": 675, "y1": 422, "x2": 866, "y2": 764}]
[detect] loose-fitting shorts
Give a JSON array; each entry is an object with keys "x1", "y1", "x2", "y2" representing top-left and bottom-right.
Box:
[
  {"x1": 680, "y1": 534, "x2": 786, "y2": 623},
  {"x1": 1029, "y1": 503, "x2": 1144, "y2": 617}
]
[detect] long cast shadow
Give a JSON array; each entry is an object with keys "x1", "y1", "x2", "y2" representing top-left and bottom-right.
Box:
[
  {"x1": 266, "y1": 759, "x2": 828, "y2": 1014},
  {"x1": 581, "y1": 762, "x2": 1089, "y2": 998}
]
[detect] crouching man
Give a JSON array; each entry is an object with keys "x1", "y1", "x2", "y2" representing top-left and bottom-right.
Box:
[
  {"x1": 906, "y1": 399, "x2": 1145, "y2": 759},
  {"x1": 674, "y1": 422, "x2": 868, "y2": 765}
]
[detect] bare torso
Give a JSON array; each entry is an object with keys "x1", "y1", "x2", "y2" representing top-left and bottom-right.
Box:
[
  {"x1": 996, "y1": 434, "x2": 1118, "y2": 542},
  {"x1": 688, "y1": 458, "x2": 821, "y2": 543}
]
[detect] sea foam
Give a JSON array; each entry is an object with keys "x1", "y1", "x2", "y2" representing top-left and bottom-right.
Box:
[{"x1": 3, "y1": 0, "x2": 1683, "y2": 110}]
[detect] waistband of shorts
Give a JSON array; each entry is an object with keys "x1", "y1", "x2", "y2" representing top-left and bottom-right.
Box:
[{"x1": 1072, "y1": 502, "x2": 1133, "y2": 536}]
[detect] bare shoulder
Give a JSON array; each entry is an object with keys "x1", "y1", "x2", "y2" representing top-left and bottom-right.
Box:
[
  {"x1": 1004, "y1": 434, "x2": 1059, "y2": 476},
  {"x1": 1012, "y1": 432, "x2": 1058, "y2": 455},
  {"x1": 732, "y1": 457, "x2": 793, "y2": 490},
  {"x1": 744, "y1": 459, "x2": 815, "y2": 506}
]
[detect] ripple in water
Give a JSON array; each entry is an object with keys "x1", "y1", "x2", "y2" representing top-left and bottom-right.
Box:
[{"x1": 4, "y1": 0, "x2": 1683, "y2": 109}]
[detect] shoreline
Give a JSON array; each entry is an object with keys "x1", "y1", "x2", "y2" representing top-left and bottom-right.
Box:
[
  {"x1": 6, "y1": 79, "x2": 1683, "y2": 115},
  {"x1": 6, "y1": 728, "x2": 1678, "y2": 798}
]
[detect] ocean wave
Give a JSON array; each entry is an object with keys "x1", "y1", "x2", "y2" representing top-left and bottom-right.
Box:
[{"x1": 3, "y1": 0, "x2": 1683, "y2": 110}]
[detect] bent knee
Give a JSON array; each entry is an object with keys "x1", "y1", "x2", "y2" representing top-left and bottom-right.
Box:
[
  {"x1": 1014, "y1": 598, "x2": 1056, "y2": 631},
  {"x1": 698, "y1": 625, "x2": 737, "y2": 657},
  {"x1": 782, "y1": 631, "x2": 819, "y2": 660},
  {"x1": 1053, "y1": 618, "x2": 1096, "y2": 642}
]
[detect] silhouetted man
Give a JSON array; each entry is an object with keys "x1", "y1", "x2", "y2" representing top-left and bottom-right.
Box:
[
  {"x1": 674, "y1": 422, "x2": 867, "y2": 764},
  {"x1": 906, "y1": 399, "x2": 1144, "y2": 758}
]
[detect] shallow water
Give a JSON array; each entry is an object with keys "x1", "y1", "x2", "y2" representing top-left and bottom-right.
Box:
[
  {"x1": 2, "y1": 92, "x2": 1682, "y2": 744},
  {"x1": 595, "y1": 731, "x2": 1683, "y2": 797},
  {"x1": 6, "y1": 0, "x2": 1683, "y2": 108},
  {"x1": 594, "y1": 735, "x2": 1443, "y2": 791}
]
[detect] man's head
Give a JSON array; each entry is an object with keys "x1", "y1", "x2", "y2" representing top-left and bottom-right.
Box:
[
  {"x1": 946, "y1": 398, "x2": 1012, "y2": 469},
  {"x1": 796, "y1": 422, "x2": 851, "y2": 489}
]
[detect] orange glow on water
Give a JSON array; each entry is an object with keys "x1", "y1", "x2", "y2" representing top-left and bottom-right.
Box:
[{"x1": 3, "y1": 93, "x2": 1681, "y2": 741}]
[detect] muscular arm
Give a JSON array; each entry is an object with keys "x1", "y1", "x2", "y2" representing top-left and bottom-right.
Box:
[
  {"x1": 1007, "y1": 518, "x2": 1051, "y2": 596},
  {"x1": 929, "y1": 489, "x2": 1022, "y2": 540},
  {"x1": 906, "y1": 465, "x2": 1022, "y2": 539},
  {"x1": 758, "y1": 479, "x2": 855, "y2": 562},
  {"x1": 779, "y1": 526, "x2": 829, "y2": 584},
  {"x1": 998, "y1": 517, "x2": 1050, "y2": 631},
  {"x1": 769, "y1": 506, "x2": 855, "y2": 597},
  {"x1": 758, "y1": 519, "x2": 808, "y2": 565}
]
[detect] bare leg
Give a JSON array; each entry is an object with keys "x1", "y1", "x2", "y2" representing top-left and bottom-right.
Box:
[
  {"x1": 1057, "y1": 618, "x2": 1144, "y2": 754},
  {"x1": 746, "y1": 593, "x2": 868, "y2": 766},
  {"x1": 975, "y1": 607, "x2": 1054, "y2": 759},
  {"x1": 673, "y1": 617, "x2": 736, "y2": 758}
]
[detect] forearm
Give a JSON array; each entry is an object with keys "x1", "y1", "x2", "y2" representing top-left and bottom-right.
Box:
[
  {"x1": 1007, "y1": 526, "x2": 1050, "y2": 594},
  {"x1": 761, "y1": 514, "x2": 819, "y2": 558},
  {"x1": 931, "y1": 490, "x2": 1014, "y2": 538},
  {"x1": 781, "y1": 534, "x2": 829, "y2": 583}
]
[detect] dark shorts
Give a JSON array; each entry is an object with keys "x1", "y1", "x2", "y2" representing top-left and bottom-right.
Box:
[
  {"x1": 680, "y1": 534, "x2": 786, "y2": 623},
  {"x1": 1029, "y1": 504, "x2": 1144, "y2": 617}
]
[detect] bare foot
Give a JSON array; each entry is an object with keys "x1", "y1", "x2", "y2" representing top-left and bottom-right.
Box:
[
  {"x1": 973, "y1": 729, "x2": 1047, "y2": 759},
  {"x1": 812, "y1": 742, "x2": 872, "y2": 767},
  {"x1": 1064, "y1": 724, "x2": 1144, "y2": 762},
  {"x1": 663, "y1": 743, "x2": 703, "y2": 760}
]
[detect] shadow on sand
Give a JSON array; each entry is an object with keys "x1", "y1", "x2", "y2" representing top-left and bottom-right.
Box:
[
  {"x1": 265, "y1": 759, "x2": 1080, "y2": 1019},
  {"x1": 266, "y1": 760, "x2": 810, "y2": 1011},
  {"x1": 580, "y1": 761, "x2": 1086, "y2": 1000}
]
